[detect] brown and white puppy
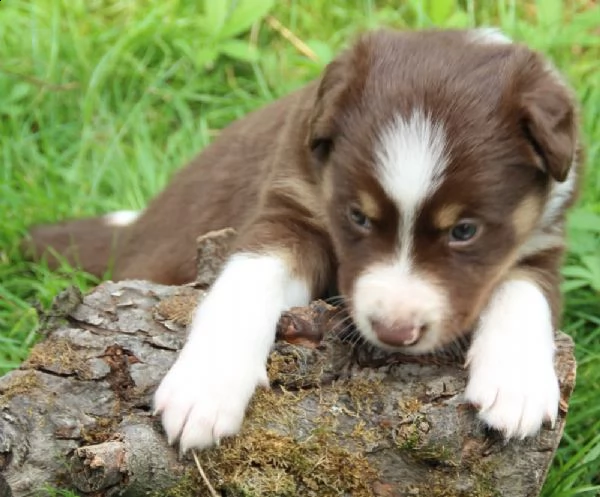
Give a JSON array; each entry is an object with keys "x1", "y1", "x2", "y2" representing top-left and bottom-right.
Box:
[{"x1": 25, "y1": 28, "x2": 581, "y2": 452}]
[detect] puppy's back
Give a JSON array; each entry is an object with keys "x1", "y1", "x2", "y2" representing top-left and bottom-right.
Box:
[{"x1": 23, "y1": 86, "x2": 315, "y2": 284}]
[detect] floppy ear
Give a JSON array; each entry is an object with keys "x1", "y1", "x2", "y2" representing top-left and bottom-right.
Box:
[
  {"x1": 306, "y1": 55, "x2": 351, "y2": 163},
  {"x1": 307, "y1": 36, "x2": 369, "y2": 164},
  {"x1": 519, "y1": 54, "x2": 578, "y2": 182}
]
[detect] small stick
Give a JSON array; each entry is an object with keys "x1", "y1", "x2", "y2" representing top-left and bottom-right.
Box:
[
  {"x1": 250, "y1": 20, "x2": 261, "y2": 47},
  {"x1": 192, "y1": 450, "x2": 219, "y2": 497},
  {"x1": 265, "y1": 15, "x2": 319, "y2": 62},
  {"x1": 0, "y1": 67, "x2": 79, "y2": 91}
]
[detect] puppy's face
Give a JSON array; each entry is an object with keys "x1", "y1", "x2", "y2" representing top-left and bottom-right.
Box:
[{"x1": 310, "y1": 29, "x2": 577, "y2": 353}]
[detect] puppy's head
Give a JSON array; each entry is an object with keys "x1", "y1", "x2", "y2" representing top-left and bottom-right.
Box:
[{"x1": 308, "y1": 29, "x2": 578, "y2": 353}]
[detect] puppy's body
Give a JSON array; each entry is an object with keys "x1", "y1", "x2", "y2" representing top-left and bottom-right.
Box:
[
  {"x1": 28, "y1": 88, "x2": 315, "y2": 284},
  {"x1": 25, "y1": 29, "x2": 581, "y2": 451}
]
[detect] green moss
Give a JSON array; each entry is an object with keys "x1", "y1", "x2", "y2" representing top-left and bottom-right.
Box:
[
  {"x1": 199, "y1": 427, "x2": 378, "y2": 497},
  {"x1": 153, "y1": 382, "x2": 380, "y2": 497},
  {"x1": 403, "y1": 469, "x2": 498, "y2": 497},
  {"x1": 153, "y1": 349, "x2": 499, "y2": 497},
  {"x1": 390, "y1": 413, "x2": 430, "y2": 450},
  {"x1": 469, "y1": 460, "x2": 499, "y2": 497},
  {"x1": 346, "y1": 376, "x2": 384, "y2": 413},
  {"x1": 399, "y1": 445, "x2": 499, "y2": 497},
  {"x1": 410, "y1": 441, "x2": 457, "y2": 468},
  {"x1": 24, "y1": 338, "x2": 91, "y2": 378},
  {"x1": 152, "y1": 470, "x2": 199, "y2": 497},
  {"x1": 0, "y1": 370, "x2": 41, "y2": 403},
  {"x1": 80, "y1": 415, "x2": 120, "y2": 445}
]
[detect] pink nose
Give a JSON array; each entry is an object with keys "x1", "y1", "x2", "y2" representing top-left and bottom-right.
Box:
[{"x1": 369, "y1": 318, "x2": 424, "y2": 347}]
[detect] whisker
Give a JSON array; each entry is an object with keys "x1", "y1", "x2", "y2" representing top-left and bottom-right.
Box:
[
  {"x1": 324, "y1": 295, "x2": 347, "y2": 306},
  {"x1": 331, "y1": 314, "x2": 353, "y2": 327},
  {"x1": 332, "y1": 320, "x2": 356, "y2": 340}
]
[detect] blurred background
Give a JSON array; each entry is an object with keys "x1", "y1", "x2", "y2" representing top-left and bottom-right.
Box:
[{"x1": 0, "y1": 1, "x2": 598, "y2": 495}]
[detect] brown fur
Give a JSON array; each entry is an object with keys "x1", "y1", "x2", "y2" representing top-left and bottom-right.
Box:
[
  {"x1": 24, "y1": 217, "x2": 121, "y2": 277},
  {"x1": 24, "y1": 29, "x2": 581, "y2": 343}
]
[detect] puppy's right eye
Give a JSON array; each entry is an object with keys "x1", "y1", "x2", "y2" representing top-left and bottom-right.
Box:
[
  {"x1": 348, "y1": 205, "x2": 372, "y2": 232},
  {"x1": 310, "y1": 137, "x2": 333, "y2": 161},
  {"x1": 448, "y1": 219, "x2": 481, "y2": 246}
]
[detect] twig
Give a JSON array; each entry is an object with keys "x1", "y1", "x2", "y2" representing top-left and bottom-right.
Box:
[
  {"x1": 192, "y1": 450, "x2": 219, "y2": 497},
  {"x1": 250, "y1": 20, "x2": 261, "y2": 47},
  {"x1": 265, "y1": 15, "x2": 319, "y2": 62},
  {"x1": 0, "y1": 67, "x2": 79, "y2": 92}
]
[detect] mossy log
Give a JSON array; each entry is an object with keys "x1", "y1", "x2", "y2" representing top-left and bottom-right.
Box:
[{"x1": 0, "y1": 230, "x2": 576, "y2": 497}]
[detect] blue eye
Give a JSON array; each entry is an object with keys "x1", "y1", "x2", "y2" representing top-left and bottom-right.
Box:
[
  {"x1": 449, "y1": 220, "x2": 480, "y2": 245},
  {"x1": 348, "y1": 206, "x2": 372, "y2": 231}
]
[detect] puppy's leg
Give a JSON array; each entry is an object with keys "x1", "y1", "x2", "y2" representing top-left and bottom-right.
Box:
[
  {"x1": 464, "y1": 265, "x2": 561, "y2": 438},
  {"x1": 154, "y1": 221, "x2": 330, "y2": 452}
]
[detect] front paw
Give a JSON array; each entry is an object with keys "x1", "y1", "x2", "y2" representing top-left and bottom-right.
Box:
[
  {"x1": 154, "y1": 348, "x2": 268, "y2": 453},
  {"x1": 464, "y1": 342, "x2": 560, "y2": 439}
]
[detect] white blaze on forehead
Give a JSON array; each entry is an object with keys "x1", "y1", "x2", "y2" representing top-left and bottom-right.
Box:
[
  {"x1": 376, "y1": 110, "x2": 448, "y2": 212},
  {"x1": 375, "y1": 110, "x2": 449, "y2": 271},
  {"x1": 351, "y1": 111, "x2": 450, "y2": 352}
]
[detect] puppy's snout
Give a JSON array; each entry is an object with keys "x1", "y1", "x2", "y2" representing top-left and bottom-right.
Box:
[
  {"x1": 369, "y1": 317, "x2": 426, "y2": 347},
  {"x1": 353, "y1": 267, "x2": 449, "y2": 351}
]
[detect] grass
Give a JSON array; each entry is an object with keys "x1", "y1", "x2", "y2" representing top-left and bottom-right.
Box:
[{"x1": 0, "y1": 0, "x2": 598, "y2": 495}]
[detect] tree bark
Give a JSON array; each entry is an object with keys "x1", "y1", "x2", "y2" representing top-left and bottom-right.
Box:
[{"x1": 0, "y1": 231, "x2": 576, "y2": 497}]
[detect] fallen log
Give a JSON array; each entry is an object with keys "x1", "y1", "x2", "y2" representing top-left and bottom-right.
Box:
[{"x1": 0, "y1": 230, "x2": 576, "y2": 497}]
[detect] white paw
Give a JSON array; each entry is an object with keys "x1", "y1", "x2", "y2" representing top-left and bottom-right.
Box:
[
  {"x1": 154, "y1": 344, "x2": 268, "y2": 452},
  {"x1": 154, "y1": 253, "x2": 310, "y2": 452},
  {"x1": 464, "y1": 329, "x2": 560, "y2": 439},
  {"x1": 465, "y1": 279, "x2": 560, "y2": 439}
]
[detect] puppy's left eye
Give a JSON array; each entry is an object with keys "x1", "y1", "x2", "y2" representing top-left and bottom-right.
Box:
[
  {"x1": 348, "y1": 205, "x2": 372, "y2": 232},
  {"x1": 449, "y1": 219, "x2": 480, "y2": 245}
]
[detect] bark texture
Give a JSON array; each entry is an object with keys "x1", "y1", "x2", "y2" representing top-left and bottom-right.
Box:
[{"x1": 0, "y1": 231, "x2": 576, "y2": 497}]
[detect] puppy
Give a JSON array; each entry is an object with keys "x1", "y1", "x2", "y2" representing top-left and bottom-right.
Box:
[{"x1": 25, "y1": 28, "x2": 581, "y2": 452}]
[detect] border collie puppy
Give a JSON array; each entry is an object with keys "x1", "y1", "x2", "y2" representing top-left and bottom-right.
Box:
[{"x1": 25, "y1": 28, "x2": 581, "y2": 452}]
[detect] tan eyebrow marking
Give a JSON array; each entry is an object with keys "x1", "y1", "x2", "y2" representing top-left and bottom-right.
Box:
[
  {"x1": 434, "y1": 203, "x2": 462, "y2": 229},
  {"x1": 321, "y1": 167, "x2": 335, "y2": 201},
  {"x1": 512, "y1": 195, "x2": 542, "y2": 238},
  {"x1": 358, "y1": 190, "x2": 381, "y2": 219}
]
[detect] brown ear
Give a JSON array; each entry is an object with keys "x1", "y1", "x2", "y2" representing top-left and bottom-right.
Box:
[
  {"x1": 307, "y1": 56, "x2": 350, "y2": 162},
  {"x1": 519, "y1": 54, "x2": 578, "y2": 182},
  {"x1": 307, "y1": 37, "x2": 368, "y2": 163}
]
